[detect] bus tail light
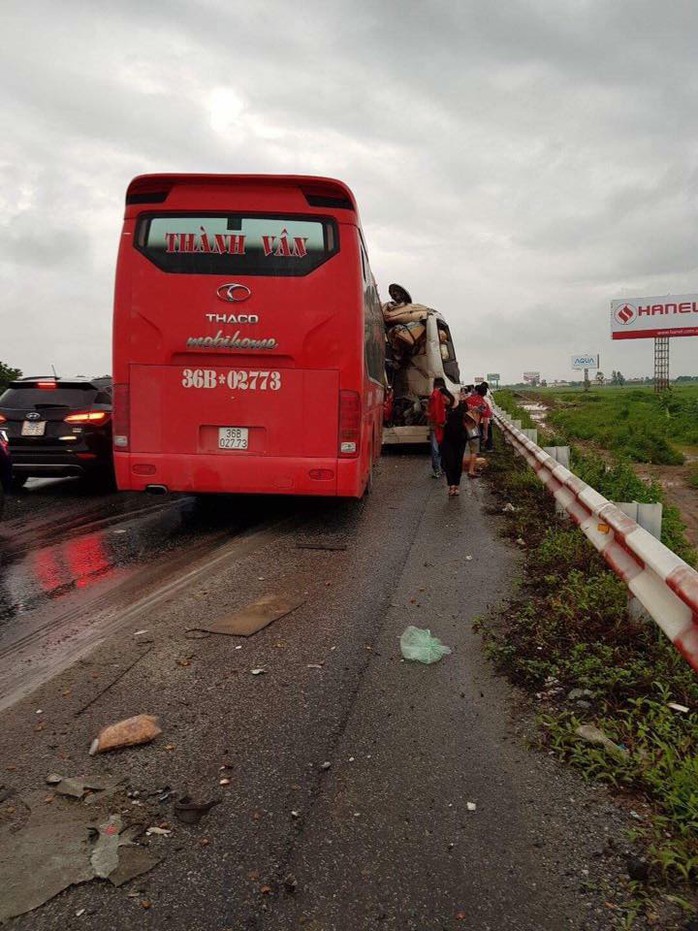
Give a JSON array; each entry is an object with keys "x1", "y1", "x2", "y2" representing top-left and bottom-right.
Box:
[
  {"x1": 338, "y1": 390, "x2": 361, "y2": 457},
  {"x1": 113, "y1": 384, "x2": 129, "y2": 450}
]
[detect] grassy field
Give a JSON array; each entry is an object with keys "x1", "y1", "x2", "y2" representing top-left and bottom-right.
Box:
[{"x1": 520, "y1": 385, "x2": 698, "y2": 465}]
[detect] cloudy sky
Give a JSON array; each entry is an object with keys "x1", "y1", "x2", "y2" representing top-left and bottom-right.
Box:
[{"x1": 2, "y1": 0, "x2": 697, "y2": 384}]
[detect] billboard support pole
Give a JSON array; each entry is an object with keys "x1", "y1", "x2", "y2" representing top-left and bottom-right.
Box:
[
  {"x1": 583, "y1": 367, "x2": 590, "y2": 391},
  {"x1": 654, "y1": 336, "x2": 670, "y2": 393}
]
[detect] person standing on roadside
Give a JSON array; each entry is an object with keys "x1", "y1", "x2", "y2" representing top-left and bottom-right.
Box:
[
  {"x1": 438, "y1": 386, "x2": 467, "y2": 497},
  {"x1": 478, "y1": 381, "x2": 494, "y2": 451},
  {"x1": 463, "y1": 383, "x2": 491, "y2": 478},
  {"x1": 427, "y1": 377, "x2": 446, "y2": 478}
]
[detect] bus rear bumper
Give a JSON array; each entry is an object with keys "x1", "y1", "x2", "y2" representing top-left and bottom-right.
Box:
[{"x1": 115, "y1": 453, "x2": 365, "y2": 498}]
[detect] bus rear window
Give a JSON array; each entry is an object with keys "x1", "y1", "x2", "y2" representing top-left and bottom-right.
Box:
[{"x1": 135, "y1": 214, "x2": 338, "y2": 276}]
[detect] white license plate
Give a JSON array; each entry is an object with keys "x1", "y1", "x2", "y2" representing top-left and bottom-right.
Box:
[
  {"x1": 22, "y1": 421, "x2": 45, "y2": 436},
  {"x1": 218, "y1": 427, "x2": 248, "y2": 450}
]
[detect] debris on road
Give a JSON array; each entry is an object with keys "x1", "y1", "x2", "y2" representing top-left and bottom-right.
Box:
[
  {"x1": 89, "y1": 714, "x2": 162, "y2": 755},
  {"x1": 575, "y1": 724, "x2": 628, "y2": 755},
  {"x1": 251, "y1": 668, "x2": 266, "y2": 676},
  {"x1": 466, "y1": 801, "x2": 477, "y2": 811},
  {"x1": 44, "y1": 775, "x2": 108, "y2": 800},
  {"x1": 91, "y1": 814, "x2": 122, "y2": 878},
  {"x1": 108, "y1": 846, "x2": 160, "y2": 887},
  {"x1": 283, "y1": 873, "x2": 298, "y2": 894},
  {"x1": 399, "y1": 626, "x2": 452, "y2": 664},
  {"x1": 0, "y1": 787, "x2": 160, "y2": 922},
  {"x1": 174, "y1": 795, "x2": 220, "y2": 824},
  {"x1": 190, "y1": 594, "x2": 305, "y2": 638},
  {"x1": 667, "y1": 701, "x2": 689, "y2": 713},
  {"x1": 502, "y1": 502, "x2": 516, "y2": 512}
]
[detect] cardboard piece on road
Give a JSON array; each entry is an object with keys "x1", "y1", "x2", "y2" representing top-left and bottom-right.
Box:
[
  {"x1": 201, "y1": 595, "x2": 305, "y2": 638},
  {"x1": 108, "y1": 846, "x2": 161, "y2": 887},
  {"x1": 0, "y1": 793, "x2": 96, "y2": 923}
]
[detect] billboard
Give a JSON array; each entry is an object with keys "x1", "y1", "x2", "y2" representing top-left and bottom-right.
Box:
[
  {"x1": 523, "y1": 371, "x2": 540, "y2": 384},
  {"x1": 571, "y1": 354, "x2": 599, "y2": 370},
  {"x1": 486, "y1": 373, "x2": 500, "y2": 381},
  {"x1": 611, "y1": 295, "x2": 698, "y2": 340}
]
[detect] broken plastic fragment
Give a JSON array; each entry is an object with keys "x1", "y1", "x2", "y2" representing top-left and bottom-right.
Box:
[
  {"x1": 251, "y1": 668, "x2": 266, "y2": 676},
  {"x1": 174, "y1": 795, "x2": 220, "y2": 825},
  {"x1": 575, "y1": 724, "x2": 627, "y2": 755},
  {"x1": 466, "y1": 802, "x2": 477, "y2": 812}
]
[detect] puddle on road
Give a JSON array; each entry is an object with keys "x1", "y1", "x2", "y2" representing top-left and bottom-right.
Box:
[{"x1": 0, "y1": 496, "x2": 253, "y2": 626}]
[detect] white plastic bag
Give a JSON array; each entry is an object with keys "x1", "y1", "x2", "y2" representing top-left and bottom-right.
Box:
[{"x1": 400, "y1": 626, "x2": 452, "y2": 664}]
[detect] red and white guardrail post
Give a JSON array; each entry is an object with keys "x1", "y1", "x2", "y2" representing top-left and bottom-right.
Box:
[{"x1": 493, "y1": 405, "x2": 698, "y2": 674}]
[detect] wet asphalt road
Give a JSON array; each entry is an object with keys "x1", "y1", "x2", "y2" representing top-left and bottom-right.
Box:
[{"x1": 0, "y1": 459, "x2": 650, "y2": 930}]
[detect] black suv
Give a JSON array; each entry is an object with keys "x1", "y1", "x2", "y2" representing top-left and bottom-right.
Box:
[
  {"x1": 0, "y1": 428, "x2": 10, "y2": 518},
  {"x1": 0, "y1": 377, "x2": 113, "y2": 486}
]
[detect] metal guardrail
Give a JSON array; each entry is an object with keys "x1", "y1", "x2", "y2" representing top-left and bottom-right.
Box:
[{"x1": 492, "y1": 405, "x2": 698, "y2": 675}]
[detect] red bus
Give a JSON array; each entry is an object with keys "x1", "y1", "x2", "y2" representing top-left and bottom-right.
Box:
[{"x1": 112, "y1": 174, "x2": 384, "y2": 498}]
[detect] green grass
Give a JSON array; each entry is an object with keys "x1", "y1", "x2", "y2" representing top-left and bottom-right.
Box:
[{"x1": 520, "y1": 385, "x2": 698, "y2": 465}]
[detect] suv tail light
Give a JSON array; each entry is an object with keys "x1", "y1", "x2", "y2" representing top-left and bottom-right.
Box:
[
  {"x1": 338, "y1": 390, "x2": 361, "y2": 457},
  {"x1": 113, "y1": 384, "x2": 130, "y2": 450},
  {"x1": 0, "y1": 414, "x2": 6, "y2": 424},
  {"x1": 64, "y1": 411, "x2": 110, "y2": 424}
]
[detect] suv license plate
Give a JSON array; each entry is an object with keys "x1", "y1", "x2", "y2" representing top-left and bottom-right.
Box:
[
  {"x1": 218, "y1": 427, "x2": 248, "y2": 450},
  {"x1": 22, "y1": 422, "x2": 45, "y2": 436}
]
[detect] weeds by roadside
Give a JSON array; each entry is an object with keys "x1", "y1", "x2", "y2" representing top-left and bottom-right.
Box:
[{"x1": 476, "y1": 416, "x2": 698, "y2": 907}]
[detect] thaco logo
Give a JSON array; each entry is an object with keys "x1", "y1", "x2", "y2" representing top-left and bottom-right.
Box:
[{"x1": 216, "y1": 283, "x2": 252, "y2": 303}]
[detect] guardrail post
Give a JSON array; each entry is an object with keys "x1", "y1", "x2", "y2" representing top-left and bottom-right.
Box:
[
  {"x1": 614, "y1": 501, "x2": 664, "y2": 621},
  {"x1": 543, "y1": 446, "x2": 570, "y2": 469},
  {"x1": 543, "y1": 447, "x2": 571, "y2": 518}
]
